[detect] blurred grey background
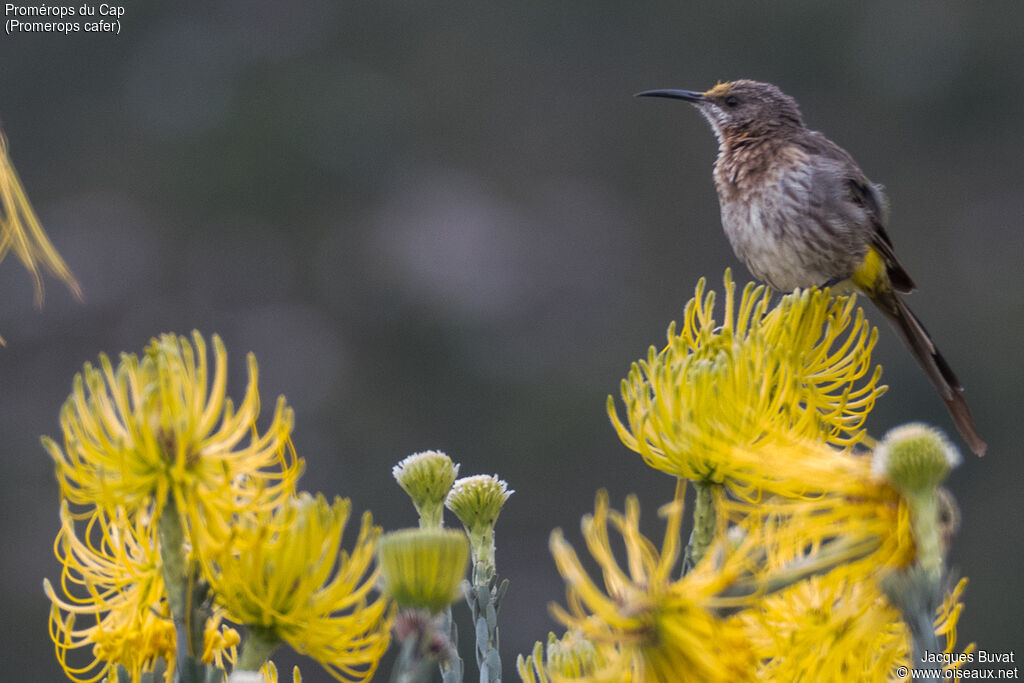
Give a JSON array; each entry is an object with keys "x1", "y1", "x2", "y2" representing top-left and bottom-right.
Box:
[{"x1": 2, "y1": 2, "x2": 1022, "y2": 680}]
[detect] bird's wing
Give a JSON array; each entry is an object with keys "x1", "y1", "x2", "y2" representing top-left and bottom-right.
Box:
[
  {"x1": 801, "y1": 131, "x2": 916, "y2": 293},
  {"x1": 847, "y1": 178, "x2": 916, "y2": 293}
]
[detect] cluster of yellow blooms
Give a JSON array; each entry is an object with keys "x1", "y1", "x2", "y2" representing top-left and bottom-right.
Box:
[
  {"x1": 42, "y1": 332, "x2": 394, "y2": 682},
  {"x1": 519, "y1": 271, "x2": 971, "y2": 683},
  {"x1": 4, "y1": 103, "x2": 975, "y2": 683}
]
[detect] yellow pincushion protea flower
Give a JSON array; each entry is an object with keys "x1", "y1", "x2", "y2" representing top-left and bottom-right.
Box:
[
  {"x1": 202, "y1": 493, "x2": 393, "y2": 683},
  {"x1": 43, "y1": 502, "x2": 238, "y2": 683},
  {"x1": 43, "y1": 332, "x2": 301, "y2": 544},
  {"x1": 608, "y1": 270, "x2": 884, "y2": 492},
  {"x1": 548, "y1": 488, "x2": 757, "y2": 683},
  {"x1": 516, "y1": 629, "x2": 631, "y2": 683},
  {"x1": 714, "y1": 443, "x2": 917, "y2": 578},
  {"x1": 735, "y1": 573, "x2": 971, "y2": 682},
  {"x1": 0, "y1": 128, "x2": 81, "y2": 306}
]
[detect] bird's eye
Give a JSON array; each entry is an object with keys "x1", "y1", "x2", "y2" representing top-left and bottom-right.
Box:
[{"x1": 724, "y1": 95, "x2": 740, "y2": 107}]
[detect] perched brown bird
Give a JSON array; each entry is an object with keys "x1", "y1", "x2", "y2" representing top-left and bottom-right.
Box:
[{"x1": 637, "y1": 79, "x2": 986, "y2": 456}]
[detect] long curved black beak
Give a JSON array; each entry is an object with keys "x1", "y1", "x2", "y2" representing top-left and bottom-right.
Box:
[{"x1": 634, "y1": 89, "x2": 705, "y2": 103}]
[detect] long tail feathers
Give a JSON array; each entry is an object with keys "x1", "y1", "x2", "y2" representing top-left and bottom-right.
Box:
[{"x1": 870, "y1": 290, "x2": 987, "y2": 456}]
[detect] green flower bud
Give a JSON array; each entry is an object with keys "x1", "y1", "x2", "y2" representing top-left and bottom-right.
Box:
[
  {"x1": 517, "y1": 631, "x2": 608, "y2": 682},
  {"x1": 445, "y1": 475, "x2": 513, "y2": 581},
  {"x1": 392, "y1": 451, "x2": 460, "y2": 528},
  {"x1": 874, "y1": 423, "x2": 961, "y2": 578},
  {"x1": 445, "y1": 475, "x2": 512, "y2": 532},
  {"x1": 377, "y1": 528, "x2": 469, "y2": 613},
  {"x1": 872, "y1": 423, "x2": 960, "y2": 494},
  {"x1": 545, "y1": 630, "x2": 604, "y2": 678}
]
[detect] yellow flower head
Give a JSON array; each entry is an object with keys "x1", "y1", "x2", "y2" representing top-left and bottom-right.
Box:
[
  {"x1": 549, "y1": 489, "x2": 757, "y2": 683},
  {"x1": 0, "y1": 128, "x2": 81, "y2": 306},
  {"x1": 203, "y1": 493, "x2": 393, "y2": 683},
  {"x1": 713, "y1": 444, "x2": 916, "y2": 579},
  {"x1": 735, "y1": 573, "x2": 971, "y2": 681},
  {"x1": 608, "y1": 271, "x2": 884, "y2": 487},
  {"x1": 740, "y1": 574, "x2": 905, "y2": 681},
  {"x1": 516, "y1": 630, "x2": 631, "y2": 683},
  {"x1": 43, "y1": 502, "x2": 238, "y2": 683},
  {"x1": 43, "y1": 331, "x2": 301, "y2": 540},
  {"x1": 44, "y1": 502, "x2": 170, "y2": 683}
]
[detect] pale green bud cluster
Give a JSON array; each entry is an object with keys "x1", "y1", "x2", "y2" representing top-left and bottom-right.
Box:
[
  {"x1": 446, "y1": 475, "x2": 513, "y2": 582},
  {"x1": 872, "y1": 422, "x2": 961, "y2": 495},
  {"x1": 445, "y1": 475, "x2": 513, "y2": 531},
  {"x1": 393, "y1": 450, "x2": 460, "y2": 528},
  {"x1": 544, "y1": 630, "x2": 603, "y2": 678}
]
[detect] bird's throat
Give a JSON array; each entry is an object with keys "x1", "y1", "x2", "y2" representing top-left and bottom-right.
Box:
[{"x1": 714, "y1": 132, "x2": 791, "y2": 195}]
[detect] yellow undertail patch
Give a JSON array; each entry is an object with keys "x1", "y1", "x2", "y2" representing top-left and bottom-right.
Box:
[{"x1": 850, "y1": 246, "x2": 888, "y2": 296}]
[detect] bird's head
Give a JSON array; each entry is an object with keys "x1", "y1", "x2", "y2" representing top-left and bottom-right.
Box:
[{"x1": 636, "y1": 79, "x2": 805, "y2": 143}]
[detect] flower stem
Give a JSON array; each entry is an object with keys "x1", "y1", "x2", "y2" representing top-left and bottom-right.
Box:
[
  {"x1": 438, "y1": 605, "x2": 464, "y2": 683},
  {"x1": 881, "y1": 567, "x2": 942, "y2": 681},
  {"x1": 684, "y1": 480, "x2": 716, "y2": 573},
  {"x1": 468, "y1": 572, "x2": 506, "y2": 683},
  {"x1": 157, "y1": 494, "x2": 197, "y2": 679},
  {"x1": 418, "y1": 502, "x2": 444, "y2": 529},
  {"x1": 909, "y1": 492, "x2": 942, "y2": 578},
  {"x1": 235, "y1": 626, "x2": 282, "y2": 674},
  {"x1": 389, "y1": 620, "x2": 437, "y2": 683}
]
